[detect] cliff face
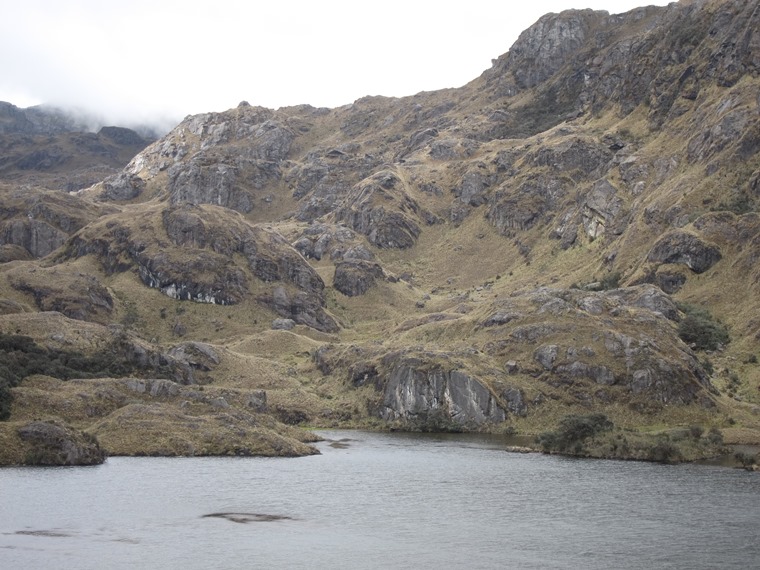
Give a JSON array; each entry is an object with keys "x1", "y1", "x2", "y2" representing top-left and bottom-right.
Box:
[{"x1": 1, "y1": 0, "x2": 759, "y2": 457}]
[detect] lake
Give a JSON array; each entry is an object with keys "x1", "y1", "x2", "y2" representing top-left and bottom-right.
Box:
[{"x1": 1, "y1": 430, "x2": 759, "y2": 569}]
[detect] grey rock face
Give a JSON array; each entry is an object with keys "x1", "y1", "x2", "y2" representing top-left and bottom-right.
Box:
[
  {"x1": 264, "y1": 286, "x2": 338, "y2": 333},
  {"x1": 124, "y1": 378, "x2": 182, "y2": 398},
  {"x1": 646, "y1": 231, "x2": 722, "y2": 273},
  {"x1": 483, "y1": 311, "x2": 523, "y2": 327},
  {"x1": 606, "y1": 284, "x2": 680, "y2": 321},
  {"x1": 272, "y1": 318, "x2": 296, "y2": 330},
  {"x1": 455, "y1": 169, "x2": 494, "y2": 206},
  {"x1": 378, "y1": 358, "x2": 506, "y2": 426},
  {"x1": 0, "y1": 187, "x2": 106, "y2": 258},
  {"x1": 100, "y1": 173, "x2": 146, "y2": 201},
  {"x1": 534, "y1": 345, "x2": 559, "y2": 370},
  {"x1": 530, "y1": 137, "x2": 613, "y2": 178},
  {"x1": 292, "y1": 223, "x2": 368, "y2": 262},
  {"x1": 429, "y1": 138, "x2": 480, "y2": 160},
  {"x1": 654, "y1": 270, "x2": 687, "y2": 294},
  {"x1": 501, "y1": 386, "x2": 528, "y2": 416},
  {"x1": 167, "y1": 342, "x2": 220, "y2": 371},
  {"x1": 492, "y1": 9, "x2": 604, "y2": 91},
  {"x1": 0, "y1": 219, "x2": 68, "y2": 258},
  {"x1": 63, "y1": 205, "x2": 337, "y2": 331},
  {"x1": 487, "y1": 175, "x2": 567, "y2": 234},
  {"x1": 555, "y1": 361, "x2": 616, "y2": 385},
  {"x1": 582, "y1": 179, "x2": 624, "y2": 239},
  {"x1": 168, "y1": 160, "x2": 254, "y2": 213}
]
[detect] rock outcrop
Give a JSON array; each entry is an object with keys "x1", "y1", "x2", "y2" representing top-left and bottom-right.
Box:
[
  {"x1": 334, "y1": 171, "x2": 426, "y2": 249},
  {"x1": 8, "y1": 266, "x2": 114, "y2": 323},
  {"x1": 11, "y1": 420, "x2": 105, "y2": 466},
  {"x1": 646, "y1": 231, "x2": 722, "y2": 274},
  {"x1": 378, "y1": 355, "x2": 506, "y2": 428},
  {"x1": 0, "y1": 185, "x2": 106, "y2": 258},
  {"x1": 59, "y1": 204, "x2": 337, "y2": 331},
  {"x1": 333, "y1": 260, "x2": 385, "y2": 297}
]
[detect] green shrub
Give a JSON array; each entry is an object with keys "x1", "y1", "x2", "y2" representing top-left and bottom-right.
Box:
[
  {"x1": 677, "y1": 303, "x2": 730, "y2": 351},
  {"x1": 537, "y1": 413, "x2": 614, "y2": 452},
  {"x1": 599, "y1": 272, "x2": 621, "y2": 290},
  {"x1": 688, "y1": 425, "x2": 704, "y2": 439},
  {"x1": 706, "y1": 427, "x2": 724, "y2": 445},
  {"x1": 713, "y1": 192, "x2": 755, "y2": 215},
  {"x1": 648, "y1": 439, "x2": 682, "y2": 463},
  {"x1": 405, "y1": 408, "x2": 464, "y2": 433}
]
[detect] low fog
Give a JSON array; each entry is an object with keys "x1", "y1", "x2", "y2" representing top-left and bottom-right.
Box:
[{"x1": 1, "y1": 0, "x2": 671, "y2": 132}]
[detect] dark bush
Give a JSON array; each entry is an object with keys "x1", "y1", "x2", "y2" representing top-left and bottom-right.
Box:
[
  {"x1": 406, "y1": 408, "x2": 464, "y2": 433},
  {"x1": 537, "y1": 413, "x2": 614, "y2": 452},
  {"x1": 734, "y1": 452, "x2": 757, "y2": 469},
  {"x1": 688, "y1": 425, "x2": 705, "y2": 439},
  {"x1": 648, "y1": 439, "x2": 682, "y2": 463},
  {"x1": 599, "y1": 272, "x2": 621, "y2": 290},
  {"x1": 706, "y1": 427, "x2": 724, "y2": 445},
  {"x1": 0, "y1": 377, "x2": 12, "y2": 421},
  {"x1": 677, "y1": 304, "x2": 730, "y2": 351}
]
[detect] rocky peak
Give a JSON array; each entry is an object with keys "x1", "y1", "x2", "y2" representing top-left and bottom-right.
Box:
[{"x1": 491, "y1": 9, "x2": 605, "y2": 92}]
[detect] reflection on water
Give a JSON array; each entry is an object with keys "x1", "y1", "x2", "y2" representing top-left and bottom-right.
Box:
[{"x1": 1, "y1": 430, "x2": 759, "y2": 570}]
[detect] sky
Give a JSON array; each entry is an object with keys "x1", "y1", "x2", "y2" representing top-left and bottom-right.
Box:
[{"x1": 0, "y1": 0, "x2": 673, "y2": 128}]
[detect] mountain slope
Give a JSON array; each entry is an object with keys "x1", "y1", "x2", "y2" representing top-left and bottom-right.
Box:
[{"x1": 1, "y1": 0, "x2": 759, "y2": 463}]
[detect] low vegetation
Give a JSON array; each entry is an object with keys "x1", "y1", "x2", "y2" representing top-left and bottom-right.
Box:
[
  {"x1": 536, "y1": 413, "x2": 728, "y2": 463},
  {"x1": 0, "y1": 333, "x2": 173, "y2": 420}
]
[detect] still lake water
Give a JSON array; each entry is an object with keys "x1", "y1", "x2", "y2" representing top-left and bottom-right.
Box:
[{"x1": 1, "y1": 430, "x2": 759, "y2": 570}]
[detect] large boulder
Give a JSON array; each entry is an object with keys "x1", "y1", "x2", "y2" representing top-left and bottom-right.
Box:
[
  {"x1": 14, "y1": 420, "x2": 106, "y2": 466},
  {"x1": 333, "y1": 260, "x2": 385, "y2": 297}
]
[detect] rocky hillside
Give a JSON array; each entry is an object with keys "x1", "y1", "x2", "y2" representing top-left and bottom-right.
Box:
[
  {"x1": 1, "y1": 0, "x2": 759, "y2": 463},
  {"x1": 0, "y1": 102, "x2": 155, "y2": 191}
]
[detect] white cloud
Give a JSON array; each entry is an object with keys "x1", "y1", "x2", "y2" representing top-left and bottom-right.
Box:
[{"x1": 0, "y1": 0, "x2": 672, "y2": 127}]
